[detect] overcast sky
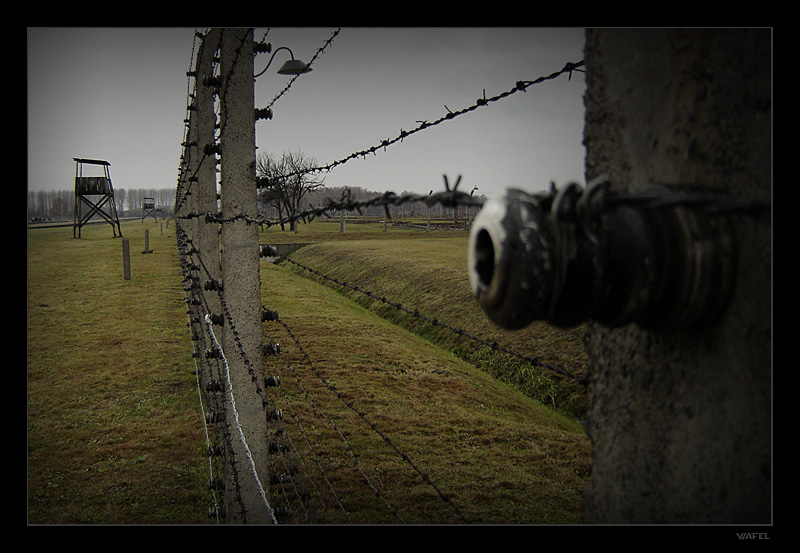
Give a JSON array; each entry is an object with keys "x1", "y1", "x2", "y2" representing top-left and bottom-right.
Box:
[{"x1": 27, "y1": 27, "x2": 586, "y2": 200}]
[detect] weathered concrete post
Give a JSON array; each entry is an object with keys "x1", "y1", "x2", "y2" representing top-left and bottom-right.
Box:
[
  {"x1": 142, "y1": 229, "x2": 153, "y2": 254},
  {"x1": 218, "y1": 28, "x2": 272, "y2": 524},
  {"x1": 581, "y1": 28, "x2": 771, "y2": 524},
  {"x1": 195, "y1": 28, "x2": 223, "y2": 354},
  {"x1": 121, "y1": 237, "x2": 131, "y2": 280},
  {"x1": 193, "y1": 28, "x2": 230, "y2": 521}
]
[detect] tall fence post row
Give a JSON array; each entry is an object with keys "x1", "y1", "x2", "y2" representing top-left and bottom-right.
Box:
[{"x1": 177, "y1": 28, "x2": 273, "y2": 524}]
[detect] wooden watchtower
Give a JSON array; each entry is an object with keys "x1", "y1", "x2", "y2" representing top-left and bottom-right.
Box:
[
  {"x1": 142, "y1": 197, "x2": 157, "y2": 221},
  {"x1": 72, "y1": 158, "x2": 123, "y2": 238}
]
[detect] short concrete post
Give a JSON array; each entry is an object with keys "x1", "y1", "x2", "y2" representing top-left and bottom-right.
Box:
[
  {"x1": 142, "y1": 229, "x2": 153, "y2": 254},
  {"x1": 122, "y1": 237, "x2": 131, "y2": 280}
]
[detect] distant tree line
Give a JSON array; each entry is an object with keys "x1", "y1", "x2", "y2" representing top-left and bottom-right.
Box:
[
  {"x1": 28, "y1": 153, "x2": 482, "y2": 225},
  {"x1": 255, "y1": 150, "x2": 478, "y2": 229},
  {"x1": 27, "y1": 188, "x2": 175, "y2": 220}
]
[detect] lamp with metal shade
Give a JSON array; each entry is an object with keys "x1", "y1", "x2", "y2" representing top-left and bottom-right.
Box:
[{"x1": 255, "y1": 44, "x2": 312, "y2": 77}]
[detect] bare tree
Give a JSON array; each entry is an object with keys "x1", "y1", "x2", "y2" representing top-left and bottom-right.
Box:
[{"x1": 257, "y1": 150, "x2": 325, "y2": 231}]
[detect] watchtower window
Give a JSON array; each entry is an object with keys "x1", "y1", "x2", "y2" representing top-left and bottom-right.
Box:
[{"x1": 76, "y1": 176, "x2": 112, "y2": 195}]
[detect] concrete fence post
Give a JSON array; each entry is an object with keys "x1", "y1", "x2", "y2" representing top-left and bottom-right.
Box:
[
  {"x1": 581, "y1": 28, "x2": 771, "y2": 524},
  {"x1": 192, "y1": 28, "x2": 232, "y2": 520},
  {"x1": 142, "y1": 229, "x2": 153, "y2": 254},
  {"x1": 121, "y1": 237, "x2": 131, "y2": 280},
  {"x1": 218, "y1": 28, "x2": 271, "y2": 524}
]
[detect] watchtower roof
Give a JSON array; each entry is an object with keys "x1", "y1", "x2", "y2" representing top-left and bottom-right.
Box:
[{"x1": 73, "y1": 158, "x2": 111, "y2": 166}]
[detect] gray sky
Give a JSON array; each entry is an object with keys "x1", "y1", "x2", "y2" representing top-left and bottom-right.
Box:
[{"x1": 28, "y1": 27, "x2": 586, "y2": 200}]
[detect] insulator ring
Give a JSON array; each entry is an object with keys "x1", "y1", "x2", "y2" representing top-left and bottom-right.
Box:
[
  {"x1": 261, "y1": 308, "x2": 279, "y2": 322},
  {"x1": 262, "y1": 343, "x2": 281, "y2": 356},
  {"x1": 203, "y1": 75, "x2": 221, "y2": 88},
  {"x1": 204, "y1": 143, "x2": 221, "y2": 156},
  {"x1": 204, "y1": 279, "x2": 223, "y2": 292},
  {"x1": 254, "y1": 107, "x2": 273, "y2": 121},
  {"x1": 468, "y1": 182, "x2": 737, "y2": 332}
]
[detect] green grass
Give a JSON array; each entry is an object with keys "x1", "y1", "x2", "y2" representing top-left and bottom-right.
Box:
[
  {"x1": 274, "y1": 225, "x2": 589, "y2": 419},
  {"x1": 27, "y1": 217, "x2": 591, "y2": 524},
  {"x1": 27, "y1": 220, "x2": 210, "y2": 524},
  {"x1": 259, "y1": 259, "x2": 590, "y2": 524}
]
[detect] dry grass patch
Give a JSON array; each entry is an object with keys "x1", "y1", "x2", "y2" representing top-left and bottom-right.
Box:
[
  {"x1": 285, "y1": 237, "x2": 589, "y2": 418},
  {"x1": 259, "y1": 260, "x2": 590, "y2": 524},
  {"x1": 28, "y1": 221, "x2": 209, "y2": 524}
]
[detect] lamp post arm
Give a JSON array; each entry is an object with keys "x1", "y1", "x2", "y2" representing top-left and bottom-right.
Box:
[{"x1": 254, "y1": 46, "x2": 295, "y2": 78}]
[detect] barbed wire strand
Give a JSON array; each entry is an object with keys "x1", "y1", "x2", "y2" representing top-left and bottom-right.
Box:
[
  {"x1": 183, "y1": 223, "x2": 468, "y2": 523},
  {"x1": 263, "y1": 326, "x2": 394, "y2": 523},
  {"x1": 274, "y1": 316, "x2": 471, "y2": 523},
  {"x1": 265, "y1": 61, "x2": 585, "y2": 183},
  {"x1": 185, "y1": 302, "x2": 223, "y2": 523},
  {"x1": 179, "y1": 37, "x2": 216, "y2": 502},
  {"x1": 180, "y1": 174, "x2": 482, "y2": 229},
  {"x1": 259, "y1": 28, "x2": 341, "y2": 111},
  {"x1": 178, "y1": 229, "x2": 245, "y2": 521},
  {"x1": 205, "y1": 314, "x2": 278, "y2": 524},
  {"x1": 282, "y1": 255, "x2": 586, "y2": 386},
  {"x1": 265, "y1": 384, "x2": 346, "y2": 523},
  {"x1": 182, "y1": 231, "x2": 400, "y2": 522},
  {"x1": 195, "y1": 242, "x2": 402, "y2": 522}
]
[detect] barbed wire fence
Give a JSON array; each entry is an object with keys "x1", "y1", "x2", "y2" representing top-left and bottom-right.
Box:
[
  {"x1": 174, "y1": 28, "x2": 770, "y2": 524},
  {"x1": 173, "y1": 26, "x2": 587, "y2": 524}
]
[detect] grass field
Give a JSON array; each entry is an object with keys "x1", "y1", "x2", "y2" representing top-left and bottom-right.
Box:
[
  {"x1": 263, "y1": 219, "x2": 589, "y2": 418},
  {"x1": 27, "y1": 220, "x2": 209, "y2": 524},
  {"x1": 28, "y1": 217, "x2": 591, "y2": 524}
]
